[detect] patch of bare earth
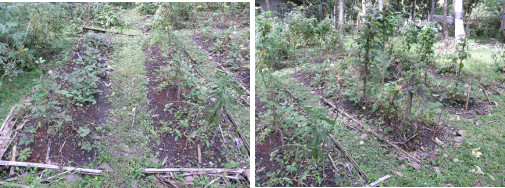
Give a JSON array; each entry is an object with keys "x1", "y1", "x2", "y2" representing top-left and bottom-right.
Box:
[{"x1": 144, "y1": 43, "x2": 225, "y2": 167}]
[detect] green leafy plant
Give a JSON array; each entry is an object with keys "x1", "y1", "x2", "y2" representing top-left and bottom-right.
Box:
[
  {"x1": 17, "y1": 148, "x2": 32, "y2": 161},
  {"x1": 58, "y1": 46, "x2": 106, "y2": 106},
  {"x1": 455, "y1": 38, "x2": 470, "y2": 75},
  {"x1": 78, "y1": 126, "x2": 91, "y2": 137},
  {"x1": 18, "y1": 135, "x2": 34, "y2": 146},
  {"x1": 492, "y1": 44, "x2": 505, "y2": 72}
]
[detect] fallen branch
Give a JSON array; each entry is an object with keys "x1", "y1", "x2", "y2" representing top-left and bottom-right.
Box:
[
  {"x1": 142, "y1": 167, "x2": 245, "y2": 174},
  {"x1": 204, "y1": 177, "x2": 221, "y2": 188},
  {"x1": 225, "y1": 110, "x2": 250, "y2": 154},
  {"x1": 284, "y1": 90, "x2": 368, "y2": 179},
  {"x1": 365, "y1": 174, "x2": 392, "y2": 187},
  {"x1": 82, "y1": 27, "x2": 137, "y2": 37},
  {"x1": 0, "y1": 161, "x2": 102, "y2": 175},
  {"x1": 480, "y1": 84, "x2": 492, "y2": 105},
  {"x1": 182, "y1": 49, "x2": 204, "y2": 78},
  {"x1": 319, "y1": 96, "x2": 421, "y2": 163},
  {"x1": 327, "y1": 133, "x2": 368, "y2": 180},
  {"x1": 328, "y1": 153, "x2": 339, "y2": 173}
]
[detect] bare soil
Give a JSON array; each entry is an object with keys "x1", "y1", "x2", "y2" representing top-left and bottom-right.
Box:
[{"x1": 144, "y1": 43, "x2": 225, "y2": 167}]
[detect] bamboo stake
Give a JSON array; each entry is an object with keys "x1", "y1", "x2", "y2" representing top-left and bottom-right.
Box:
[
  {"x1": 142, "y1": 168, "x2": 245, "y2": 174},
  {"x1": 197, "y1": 144, "x2": 202, "y2": 164},
  {"x1": 465, "y1": 84, "x2": 472, "y2": 110},
  {"x1": 9, "y1": 145, "x2": 17, "y2": 176},
  {"x1": 0, "y1": 161, "x2": 103, "y2": 175},
  {"x1": 365, "y1": 174, "x2": 392, "y2": 187}
]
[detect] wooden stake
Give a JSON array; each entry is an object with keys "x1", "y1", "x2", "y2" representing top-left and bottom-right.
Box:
[
  {"x1": 465, "y1": 84, "x2": 472, "y2": 110},
  {"x1": 9, "y1": 145, "x2": 17, "y2": 176},
  {"x1": 197, "y1": 144, "x2": 202, "y2": 164}
]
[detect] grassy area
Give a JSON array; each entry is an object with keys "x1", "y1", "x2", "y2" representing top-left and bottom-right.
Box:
[{"x1": 0, "y1": 71, "x2": 40, "y2": 120}]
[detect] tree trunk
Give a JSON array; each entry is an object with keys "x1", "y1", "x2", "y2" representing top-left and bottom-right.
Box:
[
  {"x1": 339, "y1": 0, "x2": 344, "y2": 42},
  {"x1": 443, "y1": 0, "x2": 448, "y2": 41},
  {"x1": 430, "y1": 0, "x2": 435, "y2": 21},
  {"x1": 412, "y1": 0, "x2": 417, "y2": 21},
  {"x1": 265, "y1": 0, "x2": 271, "y2": 12},
  {"x1": 362, "y1": 0, "x2": 366, "y2": 16},
  {"x1": 454, "y1": 0, "x2": 465, "y2": 41},
  {"x1": 303, "y1": 0, "x2": 307, "y2": 13},
  {"x1": 379, "y1": 0, "x2": 383, "y2": 11},
  {"x1": 500, "y1": 0, "x2": 505, "y2": 35},
  {"x1": 402, "y1": 77, "x2": 415, "y2": 126}
]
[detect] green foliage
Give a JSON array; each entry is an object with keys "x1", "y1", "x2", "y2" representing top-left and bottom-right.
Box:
[
  {"x1": 491, "y1": 43, "x2": 505, "y2": 72},
  {"x1": 455, "y1": 38, "x2": 470, "y2": 75},
  {"x1": 205, "y1": 70, "x2": 243, "y2": 126},
  {"x1": 78, "y1": 126, "x2": 91, "y2": 137},
  {"x1": 153, "y1": 2, "x2": 196, "y2": 30},
  {"x1": 93, "y1": 4, "x2": 125, "y2": 29},
  {"x1": 17, "y1": 148, "x2": 32, "y2": 161},
  {"x1": 83, "y1": 33, "x2": 115, "y2": 52},
  {"x1": 59, "y1": 46, "x2": 106, "y2": 106},
  {"x1": 18, "y1": 135, "x2": 34, "y2": 146},
  {"x1": 401, "y1": 22, "x2": 419, "y2": 51},
  {"x1": 256, "y1": 12, "x2": 290, "y2": 70},
  {"x1": 301, "y1": 107, "x2": 334, "y2": 159},
  {"x1": 438, "y1": 83, "x2": 475, "y2": 106},
  {"x1": 136, "y1": 2, "x2": 160, "y2": 15},
  {"x1": 0, "y1": 3, "x2": 71, "y2": 83},
  {"x1": 418, "y1": 22, "x2": 437, "y2": 66}
]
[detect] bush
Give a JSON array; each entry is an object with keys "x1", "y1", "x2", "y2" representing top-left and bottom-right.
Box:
[{"x1": 1, "y1": 3, "x2": 71, "y2": 85}]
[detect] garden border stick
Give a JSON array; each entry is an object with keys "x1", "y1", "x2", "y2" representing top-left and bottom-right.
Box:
[
  {"x1": 0, "y1": 161, "x2": 103, "y2": 175},
  {"x1": 365, "y1": 174, "x2": 392, "y2": 187}
]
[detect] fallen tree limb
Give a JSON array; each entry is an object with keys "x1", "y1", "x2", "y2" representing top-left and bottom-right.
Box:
[
  {"x1": 225, "y1": 110, "x2": 250, "y2": 154},
  {"x1": 327, "y1": 133, "x2": 368, "y2": 180},
  {"x1": 143, "y1": 167, "x2": 245, "y2": 174},
  {"x1": 1, "y1": 106, "x2": 19, "y2": 159},
  {"x1": 319, "y1": 96, "x2": 421, "y2": 163},
  {"x1": 182, "y1": 49, "x2": 204, "y2": 78},
  {"x1": 365, "y1": 174, "x2": 392, "y2": 187},
  {"x1": 284, "y1": 90, "x2": 368, "y2": 180},
  {"x1": 0, "y1": 161, "x2": 102, "y2": 175},
  {"x1": 82, "y1": 27, "x2": 137, "y2": 37}
]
